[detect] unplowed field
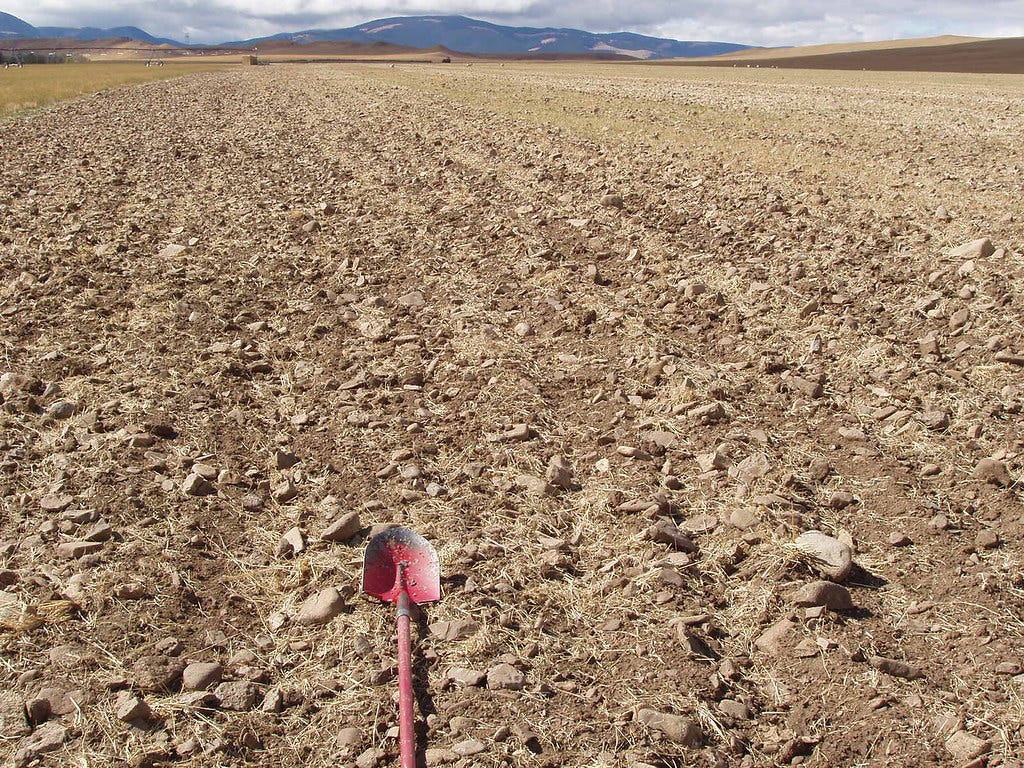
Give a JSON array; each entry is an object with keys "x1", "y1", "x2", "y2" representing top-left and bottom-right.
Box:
[{"x1": 1, "y1": 63, "x2": 1022, "y2": 768}]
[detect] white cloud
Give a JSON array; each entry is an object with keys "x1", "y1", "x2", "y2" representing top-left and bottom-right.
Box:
[{"x1": 3, "y1": 0, "x2": 1023, "y2": 45}]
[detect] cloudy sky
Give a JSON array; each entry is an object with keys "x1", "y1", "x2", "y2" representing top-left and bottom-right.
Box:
[{"x1": 4, "y1": 0, "x2": 1024, "y2": 45}]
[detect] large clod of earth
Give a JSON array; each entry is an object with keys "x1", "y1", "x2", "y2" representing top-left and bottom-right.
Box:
[{"x1": 1, "y1": 62, "x2": 1022, "y2": 767}]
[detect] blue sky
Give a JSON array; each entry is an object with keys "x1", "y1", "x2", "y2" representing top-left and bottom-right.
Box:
[{"x1": 4, "y1": 0, "x2": 1023, "y2": 45}]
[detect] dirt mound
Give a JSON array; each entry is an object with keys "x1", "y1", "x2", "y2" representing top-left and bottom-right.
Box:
[{"x1": 0, "y1": 62, "x2": 1021, "y2": 767}]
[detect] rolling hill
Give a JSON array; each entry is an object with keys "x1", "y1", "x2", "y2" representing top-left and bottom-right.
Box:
[
  {"x1": 1, "y1": 10, "x2": 749, "y2": 59},
  {"x1": 672, "y1": 35, "x2": 1024, "y2": 74},
  {"x1": 229, "y1": 15, "x2": 749, "y2": 59}
]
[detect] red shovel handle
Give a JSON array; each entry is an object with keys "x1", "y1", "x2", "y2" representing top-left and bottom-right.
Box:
[{"x1": 397, "y1": 589, "x2": 415, "y2": 768}]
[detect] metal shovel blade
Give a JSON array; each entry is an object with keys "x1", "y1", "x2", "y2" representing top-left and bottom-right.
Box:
[{"x1": 362, "y1": 527, "x2": 440, "y2": 604}]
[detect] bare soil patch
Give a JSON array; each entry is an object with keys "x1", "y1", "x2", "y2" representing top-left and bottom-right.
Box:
[
  {"x1": 0, "y1": 62, "x2": 1022, "y2": 768},
  {"x1": 680, "y1": 36, "x2": 1024, "y2": 74}
]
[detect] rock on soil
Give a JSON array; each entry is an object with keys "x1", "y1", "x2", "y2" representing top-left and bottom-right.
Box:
[
  {"x1": 636, "y1": 708, "x2": 702, "y2": 747},
  {"x1": 791, "y1": 580, "x2": 854, "y2": 612},
  {"x1": 445, "y1": 667, "x2": 487, "y2": 687},
  {"x1": 945, "y1": 730, "x2": 991, "y2": 762},
  {"x1": 132, "y1": 655, "x2": 186, "y2": 692},
  {"x1": 948, "y1": 237, "x2": 995, "y2": 260},
  {"x1": 115, "y1": 692, "x2": 154, "y2": 723},
  {"x1": 321, "y1": 511, "x2": 361, "y2": 542},
  {"x1": 486, "y1": 664, "x2": 525, "y2": 691},
  {"x1": 429, "y1": 620, "x2": 480, "y2": 641},
  {"x1": 182, "y1": 662, "x2": 223, "y2": 691},
  {"x1": 13, "y1": 721, "x2": 68, "y2": 767},
  {"x1": 214, "y1": 681, "x2": 259, "y2": 711},
  {"x1": 869, "y1": 655, "x2": 925, "y2": 680},
  {"x1": 793, "y1": 530, "x2": 854, "y2": 581},
  {"x1": 972, "y1": 458, "x2": 1012, "y2": 486},
  {"x1": 295, "y1": 588, "x2": 346, "y2": 625},
  {"x1": 0, "y1": 692, "x2": 31, "y2": 738}
]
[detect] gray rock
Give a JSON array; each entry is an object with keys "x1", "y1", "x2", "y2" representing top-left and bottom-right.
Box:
[
  {"x1": 274, "y1": 450, "x2": 300, "y2": 469},
  {"x1": 688, "y1": 402, "x2": 727, "y2": 424},
  {"x1": 356, "y1": 747, "x2": 386, "y2": 768},
  {"x1": 336, "y1": 726, "x2": 362, "y2": 747},
  {"x1": 445, "y1": 667, "x2": 486, "y2": 687},
  {"x1": 321, "y1": 511, "x2": 361, "y2": 542},
  {"x1": 182, "y1": 662, "x2": 222, "y2": 692},
  {"x1": 275, "y1": 526, "x2": 306, "y2": 558},
  {"x1": 83, "y1": 522, "x2": 113, "y2": 542},
  {"x1": 13, "y1": 721, "x2": 67, "y2": 767},
  {"x1": 728, "y1": 508, "x2": 760, "y2": 530},
  {"x1": 486, "y1": 663, "x2": 524, "y2": 691},
  {"x1": 158, "y1": 243, "x2": 187, "y2": 259},
  {"x1": 30, "y1": 687, "x2": 80, "y2": 717},
  {"x1": 972, "y1": 458, "x2": 1011, "y2": 487},
  {"x1": 241, "y1": 493, "x2": 264, "y2": 511},
  {"x1": 696, "y1": 448, "x2": 729, "y2": 473},
  {"x1": 397, "y1": 290, "x2": 426, "y2": 307},
  {"x1": 514, "y1": 474, "x2": 554, "y2": 497},
  {"x1": 948, "y1": 237, "x2": 994, "y2": 261},
  {"x1": 808, "y1": 458, "x2": 831, "y2": 482},
  {"x1": 56, "y1": 540, "x2": 104, "y2": 559},
  {"x1": 0, "y1": 692, "x2": 30, "y2": 738},
  {"x1": 647, "y1": 520, "x2": 696, "y2": 553},
  {"x1": 295, "y1": 587, "x2": 346, "y2": 625},
  {"x1": 39, "y1": 494, "x2": 73, "y2": 513},
  {"x1": 46, "y1": 401, "x2": 76, "y2": 420},
  {"x1": 994, "y1": 350, "x2": 1024, "y2": 366},
  {"x1": 425, "y1": 748, "x2": 459, "y2": 765},
  {"x1": 115, "y1": 693, "x2": 153, "y2": 723},
  {"x1": 452, "y1": 739, "x2": 486, "y2": 756},
  {"x1": 793, "y1": 530, "x2": 853, "y2": 581},
  {"x1": 23, "y1": 697, "x2": 49, "y2": 726},
  {"x1": 869, "y1": 655, "x2": 925, "y2": 680},
  {"x1": 260, "y1": 687, "x2": 284, "y2": 713},
  {"x1": 213, "y1": 681, "x2": 258, "y2": 711},
  {"x1": 493, "y1": 423, "x2": 532, "y2": 442},
  {"x1": 754, "y1": 617, "x2": 796, "y2": 655},
  {"x1": 975, "y1": 529, "x2": 1000, "y2": 550},
  {"x1": 636, "y1": 708, "x2": 702, "y2": 746},
  {"x1": 828, "y1": 491, "x2": 855, "y2": 509},
  {"x1": 181, "y1": 473, "x2": 214, "y2": 497},
  {"x1": 717, "y1": 699, "x2": 750, "y2": 720},
  {"x1": 132, "y1": 654, "x2": 186, "y2": 692},
  {"x1": 429, "y1": 620, "x2": 480, "y2": 642},
  {"x1": 545, "y1": 455, "x2": 574, "y2": 489},
  {"x1": 791, "y1": 580, "x2": 854, "y2": 612},
  {"x1": 919, "y1": 410, "x2": 951, "y2": 430},
  {"x1": 887, "y1": 531, "x2": 912, "y2": 547},
  {"x1": 734, "y1": 452, "x2": 770, "y2": 481},
  {"x1": 273, "y1": 478, "x2": 298, "y2": 503},
  {"x1": 944, "y1": 730, "x2": 990, "y2": 763}
]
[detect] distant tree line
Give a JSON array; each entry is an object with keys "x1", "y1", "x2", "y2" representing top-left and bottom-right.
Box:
[{"x1": 1, "y1": 51, "x2": 87, "y2": 65}]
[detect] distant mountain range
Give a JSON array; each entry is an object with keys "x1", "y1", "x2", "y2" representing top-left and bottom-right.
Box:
[
  {"x1": 0, "y1": 10, "x2": 750, "y2": 59},
  {"x1": 0, "y1": 11, "x2": 178, "y2": 45},
  {"x1": 226, "y1": 16, "x2": 750, "y2": 59}
]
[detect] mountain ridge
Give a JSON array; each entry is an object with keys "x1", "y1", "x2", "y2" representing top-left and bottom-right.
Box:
[{"x1": 0, "y1": 10, "x2": 749, "y2": 59}]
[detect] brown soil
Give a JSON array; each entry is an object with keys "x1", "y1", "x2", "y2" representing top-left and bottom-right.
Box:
[
  {"x1": 0, "y1": 62, "x2": 1022, "y2": 768},
  {"x1": 682, "y1": 36, "x2": 1024, "y2": 74}
]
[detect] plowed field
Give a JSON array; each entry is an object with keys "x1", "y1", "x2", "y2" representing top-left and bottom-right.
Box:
[{"x1": 1, "y1": 63, "x2": 1022, "y2": 768}]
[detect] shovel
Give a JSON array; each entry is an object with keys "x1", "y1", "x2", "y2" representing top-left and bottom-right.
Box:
[{"x1": 362, "y1": 527, "x2": 441, "y2": 768}]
